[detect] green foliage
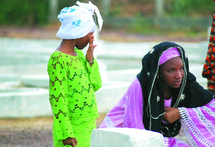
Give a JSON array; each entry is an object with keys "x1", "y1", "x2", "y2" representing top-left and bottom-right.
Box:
[
  {"x1": 109, "y1": 6, "x2": 122, "y2": 17},
  {"x1": 58, "y1": 0, "x2": 95, "y2": 10},
  {"x1": 0, "y1": 0, "x2": 214, "y2": 27},
  {"x1": 0, "y1": 0, "x2": 49, "y2": 26},
  {"x1": 127, "y1": 0, "x2": 215, "y2": 35},
  {"x1": 128, "y1": 13, "x2": 152, "y2": 33},
  {"x1": 58, "y1": 0, "x2": 77, "y2": 10},
  {"x1": 165, "y1": 0, "x2": 214, "y2": 16},
  {"x1": 128, "y1": 13, "x2": 212, "y2": 36}
]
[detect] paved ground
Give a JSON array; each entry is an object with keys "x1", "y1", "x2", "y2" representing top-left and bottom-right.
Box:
[
  {"x1": 0, "y1": 114, "x2": 189, "y2": 147},
  {"x1": 0, "y1": 115, "x2": 106, "y2": 147},
  {"x1": 0, "y1": 117, "x2": 53, "y2": 147},
  {"x1": 0, "y1": 114, "x2": 188, "y2": 147}
]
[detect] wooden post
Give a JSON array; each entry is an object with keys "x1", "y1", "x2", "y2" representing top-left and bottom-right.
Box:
[
  {"x1": 49, "y1": 0, "x2": 58, "y2": 23},
  {"x1": 155, "y1": 0, "x2": 164, "y2": 17},
  {"x1": 101, "y1": 0, "x2": 111, "y2": 19}
]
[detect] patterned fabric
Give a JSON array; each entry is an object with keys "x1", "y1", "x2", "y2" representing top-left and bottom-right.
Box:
[
  {"x1": 100, "y1": 78, "x2": 215, "y2": 147},
  {"x1": 179, "y1": 101, "x2": 215, "y2": 147},
  {"x1": 47, "y1": 49, "x2": 102, "y2": 146},
  {"x1": 202, "y1": 10, "x2": 215, "y2": 93},
  {"x1": 53, "y1": 118, "x2": 96, "y2": 147}
]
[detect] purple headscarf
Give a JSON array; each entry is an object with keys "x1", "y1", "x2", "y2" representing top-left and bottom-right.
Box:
[{"x1": 159, "y1": 47, "x2": 181, "y2": 66}]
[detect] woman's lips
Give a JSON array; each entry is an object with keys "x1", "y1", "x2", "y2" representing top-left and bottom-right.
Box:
[{"x1": 174, "y1": 81, "x2": 181, "y2": 85}]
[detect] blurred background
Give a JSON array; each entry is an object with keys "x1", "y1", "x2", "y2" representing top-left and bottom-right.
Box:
[
  {"x1": 0, "y1": 0, "x2": 214, "y2": 40},
  {"x1": 0, "y1": 0, "x2": 214, "y2": 146}
]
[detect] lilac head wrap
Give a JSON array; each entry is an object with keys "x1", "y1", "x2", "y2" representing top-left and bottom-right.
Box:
[{"x1": 159, "y1": 47, "x2": 181, "y2": 66}]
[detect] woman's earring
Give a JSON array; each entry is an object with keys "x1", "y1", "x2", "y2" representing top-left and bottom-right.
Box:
[{"x1": 157, "y1": 75, "x2": 162, "y2": 79}]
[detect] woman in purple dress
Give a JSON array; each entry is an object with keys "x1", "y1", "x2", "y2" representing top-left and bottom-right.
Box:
[{"x1": 100, "y1": 41, "x2": 215, "y2": 147}]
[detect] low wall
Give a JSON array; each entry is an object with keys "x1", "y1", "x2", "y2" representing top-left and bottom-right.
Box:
[
  {"x1": 0, "y1": 38, "x2": 209, "y2": 117},
  {"x1": 0, "y1": 87, "x2": 52, "y2": 117}
]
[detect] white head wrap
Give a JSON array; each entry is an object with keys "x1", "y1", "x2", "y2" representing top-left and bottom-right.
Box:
[{"x1": 56, "y1": 1, "x2": 103, "y2": 39}]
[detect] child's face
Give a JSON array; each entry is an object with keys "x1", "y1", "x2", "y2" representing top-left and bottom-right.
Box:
[{"x1": 75, "y1": 32, "x2": 94, "y2": 49}]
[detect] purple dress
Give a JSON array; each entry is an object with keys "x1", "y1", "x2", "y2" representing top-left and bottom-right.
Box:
[{"x1": 100, "y1": 78, "x2": 215, "y2": 147}]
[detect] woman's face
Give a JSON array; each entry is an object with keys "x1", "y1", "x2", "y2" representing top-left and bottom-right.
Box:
[{"x1": 159, "y1": 57, "x2": 184, "y2": 89}]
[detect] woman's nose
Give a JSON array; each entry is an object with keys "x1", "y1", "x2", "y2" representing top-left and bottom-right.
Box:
[{"x1": 175, "y1": 70, "x2": 183, "y2": 78}]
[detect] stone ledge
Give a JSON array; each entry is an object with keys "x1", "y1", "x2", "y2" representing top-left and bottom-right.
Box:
[
  {"x1": 0, "y1": 87, "x2": 52, "y2": 118},
  {"x1": 91, "y1": 128, "x2": 164, "y2": 147}
]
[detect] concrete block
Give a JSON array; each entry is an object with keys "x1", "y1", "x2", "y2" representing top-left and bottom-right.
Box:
[
  {"x1": 95, "y1": 81, "x2": 130, "y2": 113},
  {"x1": 107, "y1": 69, "x2": 139, "y2": 83},
  {"x1": 21, "y1": 75, "x2": 49, "y2": 88},
  {"x1": 0, "y1": 74, "x2": 20, "y2": 83},
  {"x1": 0, "y1": 87, "x2": 52, "y2": 118},
  {"x1": 91, "y1": 128, "x2": 164, "y2": 147}
]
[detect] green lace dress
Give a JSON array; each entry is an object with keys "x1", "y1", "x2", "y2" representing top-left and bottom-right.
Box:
[{"x1": 47, "y1": 49, "x2": 102, "y2": 147}]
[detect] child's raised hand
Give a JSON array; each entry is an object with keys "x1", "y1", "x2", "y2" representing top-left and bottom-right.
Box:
[
  {"x1": 86, "y1": 35, "x2": 97, "y2": 65},
  {"x1": 62, "y1": 137, "x2": 78, "y2": 147}
]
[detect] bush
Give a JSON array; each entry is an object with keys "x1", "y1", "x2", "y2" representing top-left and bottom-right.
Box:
[
  {"x1": 0, "y1": 0, "x2": 49, "y2": 26},
  {"x1": 165, "y1": 0, "x2": 214, "y2": 16}
]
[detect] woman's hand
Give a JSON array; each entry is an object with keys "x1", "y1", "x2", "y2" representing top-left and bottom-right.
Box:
[
  {"x1": 62, "y1": 137, "x2": 78, "y2": 147},
  {"x1": 86, "y1": 35, "x2": 97, "y2": 66},
  {"x1": 163, "y1": 107, "x2": 181, "y2": 123}
]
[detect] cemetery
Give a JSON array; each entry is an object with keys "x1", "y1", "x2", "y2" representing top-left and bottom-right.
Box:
[{"x1": 0, "y1": 36, "x2": 209, "y2": 146}]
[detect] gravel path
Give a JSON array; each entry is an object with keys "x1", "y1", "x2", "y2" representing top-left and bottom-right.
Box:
[
  {"x1": 0, "y1": 114, "x2": 188, "y2": 147},
  {"x1": 0, "y1": 115, "x2": 106, "y2": 147},
  {"x1": 0, "y1": 117, "x2": 53, "y2": 147}
]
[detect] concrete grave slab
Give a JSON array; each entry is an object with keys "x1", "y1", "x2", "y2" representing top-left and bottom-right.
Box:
[{"x1": 91, "y1": 128, "x2": 164, "y2": 147}]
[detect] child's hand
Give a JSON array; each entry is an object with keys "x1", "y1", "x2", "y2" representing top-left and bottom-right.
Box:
[
  {"x1": 86, "y1": 35, "x2": 97, "y2": 65},
  {"x1": 62, "y1": 137, "x2": 78, "y2": 147}
]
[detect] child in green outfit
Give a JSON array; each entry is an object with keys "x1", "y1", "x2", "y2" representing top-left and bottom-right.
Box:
[{"x1": 47, "y1": 1, "x2": 103, "y2": 146}]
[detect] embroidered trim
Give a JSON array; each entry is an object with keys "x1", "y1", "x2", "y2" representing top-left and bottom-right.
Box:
[
  {"x1": 104, "y1": 116, "x2": 114, "y2": 128},
  {"x1": 179, "y1": 107, "x2": 197, "y2": 147},
  {"x1": 157, "y1": 96, "x2": 160, "y2": 102},
  {"x1": 179, "y1": 107, "x2": 214, "y2": 147},
  {"x1": 150, "y1": 48, "x2": 154, "y2": 54},
  {"x1": 194, "y1": 107, "x2": 215, "y2": 136},
  {"x1": 164, "y1": 137, "x2": 169, "y2": 147},
  {"x1": 173, "y1": 47, "x2": 187, "y2": 108},
  {"x1": 180, "y1": 94, "x2": 185, "y2": 100}
]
